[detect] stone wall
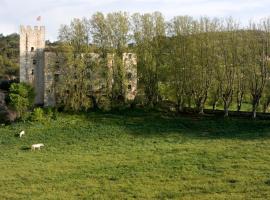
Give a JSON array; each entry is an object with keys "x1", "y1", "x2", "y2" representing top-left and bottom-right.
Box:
[
  {"x1": 19, "y1": 25, "x2": 45, "y2": 105},
  {"x1": 42, "y1": 52, "x2": 137, "y2": 106},
  {"x1": 123, "y1": 53, "x2": 137, "y2": 101},
  {"x1": 43, "y1": 52, "x2": 58, "y2": 107},
  {"x1": 20, "y1": 25, "x2": 138, "y2": 107}
]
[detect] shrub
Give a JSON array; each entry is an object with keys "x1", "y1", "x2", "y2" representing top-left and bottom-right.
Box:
[
  {"x1": 8, "y1": 83, "x2": 35, "y2": 120},
  {"x1": 98, "y1": 96, "x2": 111, "y2": 111},
  {"x1": 31, "y1": 107, "x2": 45, "y2": 122},
  {"x1": 44, "y1": 107, "x2": 58, "y2": 120}
]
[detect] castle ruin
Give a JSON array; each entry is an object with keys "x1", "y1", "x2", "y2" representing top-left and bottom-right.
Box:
[{"x1": 20, "y1": 25, "x2": 137, "y2": 107}]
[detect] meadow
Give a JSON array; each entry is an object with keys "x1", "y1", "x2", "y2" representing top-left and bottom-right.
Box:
[{"x1": 1, "y1": 110, "x2": 270, "y2": 199}]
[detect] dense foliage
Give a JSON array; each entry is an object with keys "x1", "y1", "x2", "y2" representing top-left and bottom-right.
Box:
[
  {"x1": 57, "y1": 13, "x2": 270, "y2": 118},
  {"x1": 1, "y1": 13, "x2": 270, "y2": 118},
  {"x1": 8, "y1": 83, "x2": 34, "y2": 120},
  {"x1": 0, "y1": 33, "x2": 19, "y2": 79}
]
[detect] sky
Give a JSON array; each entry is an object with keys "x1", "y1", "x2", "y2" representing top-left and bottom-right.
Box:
[{"x1": 0, "y1": 0, "x2": 269, "y2": 41}]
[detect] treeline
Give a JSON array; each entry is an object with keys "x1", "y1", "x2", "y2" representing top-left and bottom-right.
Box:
[
  {"x1": 0, "y1": 33, "x2": 19, "y2": 79},
  {"x1": 57, "y1": 12, "x2": 270, "y2": 118}
]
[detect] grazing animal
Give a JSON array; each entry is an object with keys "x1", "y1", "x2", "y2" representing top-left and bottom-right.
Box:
[
  {"x1": 19, "y1": 131, "x2": 25, "y2": 138},
  {"x1": 31, "y1": 143, "x2": 44, "y2": 151}
]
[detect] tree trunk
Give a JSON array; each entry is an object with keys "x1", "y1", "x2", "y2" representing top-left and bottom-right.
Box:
[
  {"x1": 196, "y1": 99, "x2": 206, "y2": 115},
  {"x1": 263, "y1": 99, "x2": 270, "y2": 113},
  {"x1": 199, "y1": 106, "x2": 204, "y2": 115},
  {"x1": 90, "y1": 95, "x2": 98, "y2": 110},
  {"x1": 147, "y1": 96, "x2": 154, "y2": 109},
  {"x1": 252, "y1": 96, "x2": 260, "y2": 119},
  {"x1": 187, "y1": 96, "x2": 191, "y2": 108},
  {"x1": 237, "y1": 92, "x2": 243, "y2": 112},
  {"x1": 237, "y1": 104, "x2": 241, "y2": 112},
  {"x1": 212, "y1": 101, "x2": 217, "y2": 111},
  {"x1": 224, "y1": 101, "x2": 229, "y2": 117},
  {"x1": 252, "y1": 106, "x2": 257, "y2": 119},
  {"x1": 176, "y1": 98, "x2": 184, "y2": 113}
]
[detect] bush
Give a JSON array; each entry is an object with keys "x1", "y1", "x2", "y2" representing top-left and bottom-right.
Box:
[
  {"x1": 31, "y1": 107, "x2": 58, "y2": 123},
  {"x1": 31, "y1": 108, "x2": 45, "y2": 122},
  {"x1": 98, "y1": 96, "x2": 111, "y2": 111},
  {"x1": 8, "y1": 83, "x2": 35, "y2": 120},
  {"x1": 44, "y1": 107, "x2": 58, "y2": 120}
]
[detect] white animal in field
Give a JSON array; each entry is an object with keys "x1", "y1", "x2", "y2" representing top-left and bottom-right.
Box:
[
  {"x1": 31, "y1": 143, "x2": 44, "y2": 151},
  {"x1": 19, "y1": 131, "x2": 25, "y2": 138}
]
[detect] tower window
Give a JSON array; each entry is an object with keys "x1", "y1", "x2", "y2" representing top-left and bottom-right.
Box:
[
  {"x1": 33, "y1": 59, "x2": 37, "y2": 65},
  {"x1": 127, "y1": 72, "x2": 132, "y2": 79},
  {"x1": 128, "y1": 54, "x2": 132, "y2": 59},
  {"x1": 55, "y1": 61, "x2": 60, "y2": 69},
  {"x1": 31, "y1": 47, "x2": 34, "y2": 52},
  {"x1": 128, "y1": 84, "x2": 132, "y2": 90}
]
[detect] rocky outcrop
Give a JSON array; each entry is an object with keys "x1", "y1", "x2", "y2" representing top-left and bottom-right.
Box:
[
  {"x1": 0, "y1": 90, "x2": 17, "y2": 123},
  {"x1": 0, "y1": 91, "x2": 6, "y2": 108}
]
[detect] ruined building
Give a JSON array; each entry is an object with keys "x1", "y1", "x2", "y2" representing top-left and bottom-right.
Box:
[{"x1": 20, "y1": 25, "x2": 137, "y2": 107}]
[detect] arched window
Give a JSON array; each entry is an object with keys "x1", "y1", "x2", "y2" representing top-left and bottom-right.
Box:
[{"x1": 31, "y1": 47, "x2": 34, "y2": 52}]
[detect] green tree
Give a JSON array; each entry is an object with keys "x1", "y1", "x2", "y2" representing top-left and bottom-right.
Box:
[
  {"x1": 57, "y1": 19, "x2": 93, "y2": 111},
  {"x1": 8, "y1": 83, "x2": 34, "y2": 120}
]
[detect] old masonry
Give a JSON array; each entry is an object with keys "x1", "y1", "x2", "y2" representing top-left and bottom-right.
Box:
[{"x1": 20, "y1": 25, "x2": 137, "y2": 107}]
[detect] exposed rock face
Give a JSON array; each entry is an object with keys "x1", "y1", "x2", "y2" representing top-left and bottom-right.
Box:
[
  {"x1": 0, "y1": 90, "x2": 17, "y2": 123},
  {"x1": 0, "y1": 109, "x2": 17, "y2": 124},
  {"x1": 0, "y1": 91, "x2": 7, "y2": 109}
]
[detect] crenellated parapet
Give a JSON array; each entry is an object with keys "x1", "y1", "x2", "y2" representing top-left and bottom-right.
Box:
[{"x1": 20, "y1": 25, "x2": 45, "y2": 34}]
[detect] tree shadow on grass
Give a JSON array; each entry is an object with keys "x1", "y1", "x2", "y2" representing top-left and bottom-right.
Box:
[
  {"x1": 20, "y1": 146, "x2": 31, "y2": 151},
  {"x1": 85, "y1": 109, "x2": 270, "y2": 140}
]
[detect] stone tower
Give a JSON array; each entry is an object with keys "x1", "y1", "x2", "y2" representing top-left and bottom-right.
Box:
[
  {"x1": 123, "y1": 53, "x2": 137, "y2": 101},
  {"x1": 20, "y1": 25, "x2": 45, "y2": 105}
]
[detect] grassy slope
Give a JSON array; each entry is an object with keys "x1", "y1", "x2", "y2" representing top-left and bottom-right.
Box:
[{"x1": 1, "y1": 111, "x2": 270, "y2": 200}]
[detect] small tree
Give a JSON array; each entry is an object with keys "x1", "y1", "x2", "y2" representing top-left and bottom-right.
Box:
[{"x1": 8, "y1": 83, "x2": 35, "y2": 120}]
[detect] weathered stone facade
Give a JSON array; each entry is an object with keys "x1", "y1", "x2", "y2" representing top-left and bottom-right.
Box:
[
  {"x1": 20, "y1": 26, "x2": 45, "y2": 105},
  {"x1": 20, "y1": 25, "x2": 137, "y2": 107}
]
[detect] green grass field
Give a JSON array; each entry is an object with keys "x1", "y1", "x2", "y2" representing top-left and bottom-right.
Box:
[{"x1": 1, "y1": 110, "x2": 270, "y2": 199}]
